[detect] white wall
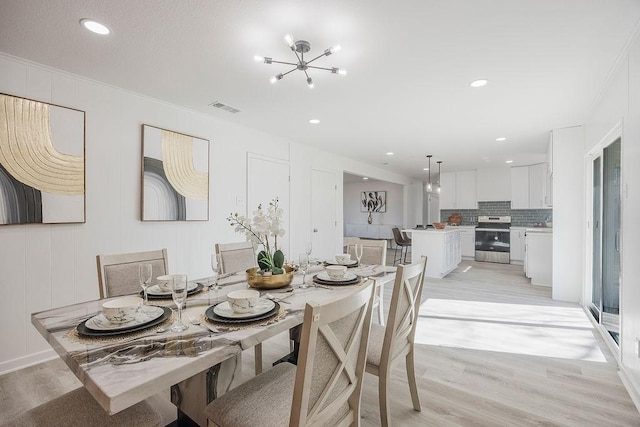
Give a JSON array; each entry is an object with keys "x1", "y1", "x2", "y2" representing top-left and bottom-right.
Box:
[
  {"x1": 0, "y1": 53, "x2": 415, "y2": 372},
  {"x1": 343, "y1": 180, "x2": 404, "y2": 226},
  {"x1": 551, "y1": 126, "x2": 584, "y2": 302},
  {"x1": 583, "y1": 26, "x2": 640, "y2": 403}
]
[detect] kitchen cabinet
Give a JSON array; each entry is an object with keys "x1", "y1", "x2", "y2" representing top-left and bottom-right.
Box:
[
  {"x1": 525, "y1": 229, "x2": 552, "y2": 286},
  {"x1": 458, "y1": 226, "x2": 476, "y2": 258},
  {"x1": 439, "y1": 171, "x2": 477, "y2": 210},
  {"x1": 510, "y1": 227, "x2": 526, "y2": 264},
  {"x1": 476, "y1": 168, "x2": 511, "y2": 201},
  {"x1": 405, "y1": 228, "x2": 461, "y2": 278},
  {"x1": 510, "y1": 163, "x2": 551, "y2": 209}
]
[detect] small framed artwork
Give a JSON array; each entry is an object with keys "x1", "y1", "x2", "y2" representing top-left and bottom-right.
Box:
[
  {"x1": 141, "y1": 124, "x2": 209, "y2": 221},
  {"x1": 0, "y1": 93, "x2": 85, "y2": 225},
  {"x1": 361, "y1": 191, "x2": 386, "y2": 212}
]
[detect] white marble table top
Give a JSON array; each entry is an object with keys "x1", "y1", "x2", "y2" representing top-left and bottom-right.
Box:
[{"x1": 31, "y1": 264, "x2": 396, "y2": 415}]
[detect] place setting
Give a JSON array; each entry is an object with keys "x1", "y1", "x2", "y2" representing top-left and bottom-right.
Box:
[
  {"x1": 312, "y1": 265, "x2": 361, "y2": 286},
  {"x1": 142, "y1": 274, "x2": 203, "y2": 300},
  {"x1": 323, "y1": 252, "x2": 359, "y2": 268},
  {"x1": 204, "y1": 290, "x2": 286, "y2": 328}
]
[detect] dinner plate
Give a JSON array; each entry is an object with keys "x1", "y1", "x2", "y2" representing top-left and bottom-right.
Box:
[
  {"x1": 77, "y1": 306, "x2": 171, "y2": 337},
  {"x1": 85, "y1": 305, "x2": 165, "y2": 331},
  {"x1": 205, "y1": 301, "x2": 280, "y2": 325},
  {"x1": 316, "y1": 271, "x2": 358, "y2": 282},
  {"x1": 324, "y1": 260, "x2": 358, "y2": 268},
  {"x1": 312, "y1": 273, "x2": 360, "y2": 286},
  {"x1": 144, "y1": 282, "x2": 202, "y2": 299},
  {"x1": 213, "y1": 298, "x2": 276, "y2": 320}
]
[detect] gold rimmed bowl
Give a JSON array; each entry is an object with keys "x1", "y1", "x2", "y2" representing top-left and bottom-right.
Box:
[{"x1": 246, "y1": 265, "x2": 295, "y2": 289}]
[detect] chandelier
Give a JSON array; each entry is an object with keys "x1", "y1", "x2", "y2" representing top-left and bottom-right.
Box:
[{"x1": 254, "y1": 34, "x2": 346, "y2": 88}]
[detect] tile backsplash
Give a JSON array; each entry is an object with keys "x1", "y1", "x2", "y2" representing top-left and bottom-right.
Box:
[{"x1": 440, "y1": 201, "x2": 552, "y2": 227}]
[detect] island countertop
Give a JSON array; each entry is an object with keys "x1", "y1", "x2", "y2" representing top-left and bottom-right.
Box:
[
  {"x1": 402, "y1": 228, "x2": 461, "y2": 278},
  {"x1": 402, "y1": 228, "x2": 461, "y2": 234}
]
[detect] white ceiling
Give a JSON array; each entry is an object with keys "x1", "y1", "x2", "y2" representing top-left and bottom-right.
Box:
[{"x1": 1, "y1": 0, "x2": 639, "y2": 179}]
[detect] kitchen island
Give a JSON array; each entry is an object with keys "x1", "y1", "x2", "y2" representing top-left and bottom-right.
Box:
[{"x1": 403, "y1": 228, "x2": 461, "y2": 278}]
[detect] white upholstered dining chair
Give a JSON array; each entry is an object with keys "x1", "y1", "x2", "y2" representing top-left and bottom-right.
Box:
[
  {"x1": 214, "y1": 241, "x2": 256, "y2": 274},
  {"x1": 366, "y1": 256, "x2": 427, "y2": 426},
  {"x1": 204, "y1": 280, "x2": 376, "y2": 427},
  {"x1": 347, "y1": 238, "x2": 387, "y2": 326},
  {"x1": 96, "y1": 248, "x2": 169, "y2": 299}
]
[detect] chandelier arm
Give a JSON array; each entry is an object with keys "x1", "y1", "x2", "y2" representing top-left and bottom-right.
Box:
[
  {"x1": 280, "y1": 67, "x2": 298, "y2": 77},
  {"x1": 307, "y1": 65, "x2": 334, "y2": 72},
  {"x1": 305, "y1": 53, "x2": 327, "y2": 65},
  {"x1": 291, "y1": 48, "x2": 303, "y2": 64},
  {"x1": 270, "y1": 60, "x2": 298, "y2": 66},
  {"x1": 303, "y1": 69, "x2": 311, "y2": 79}
]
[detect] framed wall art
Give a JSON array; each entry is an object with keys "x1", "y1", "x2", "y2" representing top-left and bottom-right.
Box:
[
  {"x1": 141, "y1": 124, "x2": 209, "y2": 221},
  {"x1": 0, "y1": 93, "x2": 85, "y2": 225},
  {"x1": 361, "y1": 191, "x2": 386, "y2": 213}
]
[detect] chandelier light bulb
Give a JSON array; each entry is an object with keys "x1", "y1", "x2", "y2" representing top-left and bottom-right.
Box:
[
  {"x1": 331, "y1": 45, "x2": 342, "y2": 53},
  {"x1": 270, "y1": 74, "x2": 283, "y2": 84},
  {"x1": 254, "y1": 55, "x2": 264, "y2": 62},
  {"x1": 284, "y1": 34, "x2": 295, "y2": 47},
  {"x1": 338, "y1": 68, "x2": 347, "y2": 76},
  {"x1": 307, "y1": 77, "x2": 314, "y2": 88}
]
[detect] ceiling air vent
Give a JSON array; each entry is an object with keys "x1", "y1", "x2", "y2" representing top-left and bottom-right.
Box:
[{"x1": 209, "y1": 101, "x2": 241, "y2": 114}]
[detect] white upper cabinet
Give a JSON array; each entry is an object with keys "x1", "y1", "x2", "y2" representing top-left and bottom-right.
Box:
[
  {"x1": 510, "y1": 166, "x2": 529, "y2": 209},
  {"x1": 528, "y1": 163, "x2": 547, "y2": 208},
  {"x1": 438, "y1": 172, "x2": 456, "y2": 209},
  {"x1": 438, "y1": 171, "x2": 477, "y2": 210},
  {"x1": 511, "y1": 163, "x2": 551, "y2": 209},
  {"x1": 476, "y1": 168, "x2": 511, "y2": 201}
]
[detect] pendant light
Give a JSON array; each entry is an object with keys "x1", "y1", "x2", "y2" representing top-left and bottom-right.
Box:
[
  {"x1": 437, "y1": 161, "x2": 442, "y2": 193},
  {"x1": 426, "y1": 155, "x2": 433, "y2": 192}
]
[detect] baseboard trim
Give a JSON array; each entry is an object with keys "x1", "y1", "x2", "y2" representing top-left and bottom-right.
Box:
[
  {"x1": 620, "y1": 365, "x2": 640, "y2": 414},
  {"x1": 0, "y1": 349, "x2": 57, "y2": 376}
]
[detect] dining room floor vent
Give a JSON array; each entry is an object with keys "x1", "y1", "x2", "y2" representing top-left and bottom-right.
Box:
[{"x1": 209, "y1": 101, "x2": 241, "y2": 113}]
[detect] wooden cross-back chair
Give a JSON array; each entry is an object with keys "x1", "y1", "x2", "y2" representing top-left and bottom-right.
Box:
[
  {"x1": 347, "y1": 238, "x2": 387, "y2": 326},
  {"x1": 205, "y1": 280, "x2": 376, "y2": 427},
  {"x1": 96, "y1": 248, "x2": 169, "y2": 299},
  {"x1": 214, "y1": 241, "x2": 256, "y2": 274},
  {"x1": 366, "y1": 256, "x2": 428, "y2": 426}
]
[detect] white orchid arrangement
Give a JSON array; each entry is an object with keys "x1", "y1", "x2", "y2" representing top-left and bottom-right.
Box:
[{"x1": 227, "y1": 198, "x2": 287, "y2": 274}]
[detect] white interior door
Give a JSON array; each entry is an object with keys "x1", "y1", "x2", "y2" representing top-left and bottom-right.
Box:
[
  {"x1": 311, "y1": 169, "x2": 337, "y2": 260},
  {"x1": 247, "y1": 154, "x2": 290, "y2": 257}
]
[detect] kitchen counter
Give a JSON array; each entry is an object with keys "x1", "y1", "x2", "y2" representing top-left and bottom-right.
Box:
[{"x1": 403, "y1": 228, "x2": 461, "y2": 278}]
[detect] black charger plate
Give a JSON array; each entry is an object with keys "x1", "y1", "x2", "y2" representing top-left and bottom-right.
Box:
[
  {"x1": 205, "y1": 301, "x2": 280, "y2": 325},
  {"x1": 77, "y1": 306, "x2": 172, "y2": 337}
]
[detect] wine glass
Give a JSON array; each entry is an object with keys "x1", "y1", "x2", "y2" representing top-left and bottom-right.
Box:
[
  {"x1": 138, "y1": 263, "x2": 152, "y2": 305},
  {"x1": 305, "y1": 241, "x2": 313, "y2": 257},
  {"x1": 211, "y1": 254, "x2": 222, "y2": 302},
  {"x1": 355, "y1": 244, "x2": 364, "y2": 266},
  {"x1": 170, "y1": 274, "x2": 189, "y2": 332},
  {"x1": 299, "y1": 253, "x2": 310, "y2": 289}
]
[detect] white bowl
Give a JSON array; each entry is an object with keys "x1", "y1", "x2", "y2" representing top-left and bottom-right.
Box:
[
  {"x1": 227, "y1": 289, "x2": 260, "y2": 314},
  {"x1": 335, "y1": 254, "x2": 351, "y2": 264},
  {"x1": 155, "y1": 274, "x2": 174, "y2": 292},
  {"x1": 102, "y1": 296, "x2": 143, "y2": 324},
  {"x1": 325, "y1": 265, "x2": 347, "y2": 280}
]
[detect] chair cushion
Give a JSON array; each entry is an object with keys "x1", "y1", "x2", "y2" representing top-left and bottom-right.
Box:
[
  {"x1": 366, "y1": 323, "x2": 386, "y2": 368},
  {"x1": 0, "y1": 387, "x2": 162, "y2": 427},
  {"x1": 205, "y1": 362, "x2": 296, "y2": 427}
]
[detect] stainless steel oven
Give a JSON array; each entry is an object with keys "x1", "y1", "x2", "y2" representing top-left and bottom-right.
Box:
[{"x1": 475, "y1": 216, "x2": 511, "y2": 264}]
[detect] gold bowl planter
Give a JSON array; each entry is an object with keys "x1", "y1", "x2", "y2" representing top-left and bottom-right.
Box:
[{"x1": 246, "y1": 265, "x2": 295, "y2": 289}]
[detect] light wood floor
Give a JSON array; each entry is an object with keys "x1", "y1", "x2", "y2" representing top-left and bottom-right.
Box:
[{"x1": 2, "y1": 260, "x2": 640, "y2": 426}]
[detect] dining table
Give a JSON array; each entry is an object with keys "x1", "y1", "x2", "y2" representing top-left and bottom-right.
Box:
[{"x1": 31, "y1": 263, "x2": 396, "y2": 426}]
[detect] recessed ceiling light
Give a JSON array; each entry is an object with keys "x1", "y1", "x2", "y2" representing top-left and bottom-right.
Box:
[
  {"x1": 309, "y1": 119, "x2": 320, "y2": 124},
  {"x1": 423, "y1": 168, "x2": 429, "y2": 171},
  {"x1": 496, "y1": 137, "x2": 507, "y2": 141},
  {"x1": 470, "y1": 79, "x2": 488, "y2": 87},
  {"x1": 505, "y1": 160, "x2": 514, "y2": 164},
  {"x1": 362, "y1": 177, "x2": 369, "y2": 180},
  {"x1": 386, "y1": 152, "x2": 394, "y2": 156},
  {"x1": 80, "y1": 19, "x2": 110, "y2": 35}
]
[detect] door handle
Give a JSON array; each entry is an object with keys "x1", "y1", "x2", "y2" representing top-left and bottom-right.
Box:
[
  {"x1": 313, "y1": 229, "x2": 318, "y2": 233},
  {"x1": 615, "y1": 231, "x2": 620, "y2": 252}
]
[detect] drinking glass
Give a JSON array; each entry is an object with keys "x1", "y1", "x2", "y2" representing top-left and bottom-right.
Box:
[
  {"x1": 299, "y1": 253, "x2": 310, "y2": 289},
  {"x1": 355, "y1": 244, "x2": 364, "y2": 266},
  {"x1": 211, "y1": 254, "x2": 222, "y2": 302},
  {"x1": 305, "y1": 241, "x2": 313, "y2": 257},
  {"x1": 138, "y1": 263, "x2": 152, "y2": 305},
  {"x1": 171, "y1": 274, "x2": 189, "y2": 332}
]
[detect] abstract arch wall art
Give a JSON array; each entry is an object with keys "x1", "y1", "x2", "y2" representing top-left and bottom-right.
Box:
[
  {"x1": 0, "y1": 93, "x2": 85, "y2": 225},
  {"x1": 142, "y1": 125, "x2": 209, "y2": 221}
]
